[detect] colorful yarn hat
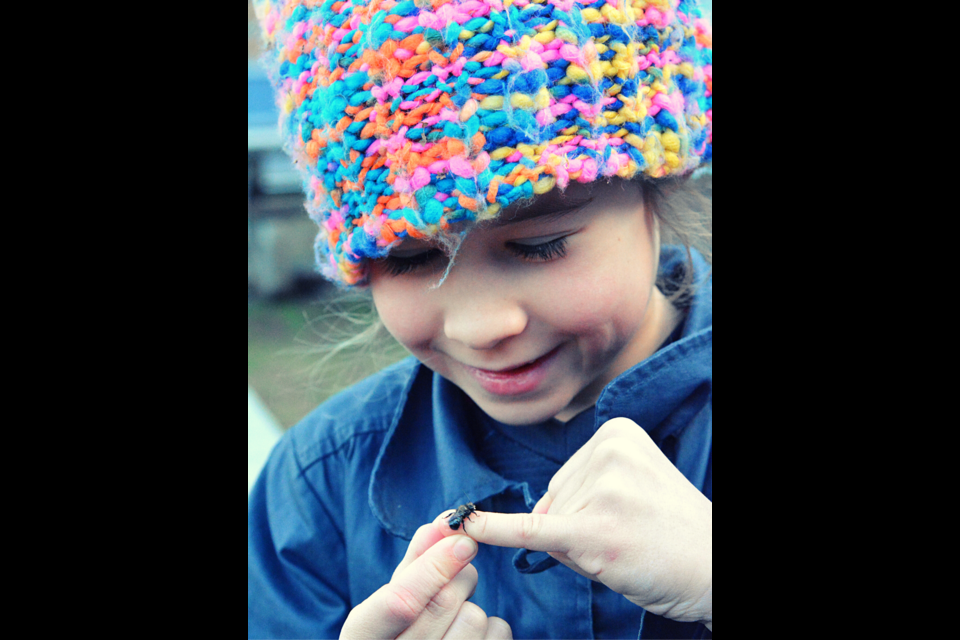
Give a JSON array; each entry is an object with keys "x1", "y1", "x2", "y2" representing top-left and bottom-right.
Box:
[{"x1": 254, "y1": 0, "x2": 712, "y2": 286}]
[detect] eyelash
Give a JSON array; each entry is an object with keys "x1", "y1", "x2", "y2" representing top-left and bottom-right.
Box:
[{"x1": 380, "y1": 237, "x2": 569, "y2": 276}]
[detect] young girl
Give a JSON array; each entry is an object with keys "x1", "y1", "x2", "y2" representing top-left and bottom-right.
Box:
[{"x1": 249, "y1": 1, "x2": 712, "y2": 638}]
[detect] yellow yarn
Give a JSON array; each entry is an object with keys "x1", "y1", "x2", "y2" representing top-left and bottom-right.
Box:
[
  {"x1": 534, "y1": 87, "x2": 551, "y2": 110},
  {"x1": 661, "y1": 130, "x2": 680, "y2": 153},
  {"x1": 566, "y1": 64, "x2": 589, "y2": 82},
  {"x1": 624, "y1": 134, "x2": 644, "y2": 149},
  {"x1": 533, "y1": 175, "x2": 556, "y2": 194},
  {"x1": 580, "y1": 8, "x2": 602, "y2": 22},
  {"x1": 479, "y1": 96, "x2": 504, "y2": 110},
  {"x1": 555, "y1": 28, "x2": 578, "y2": 44},
  {"x1": 599, "y1": 4, "x2": 627, "y2": 25},
  {"x1": 534, "y1": 30, "x2": 555, "y2": 45},
  {"x1": 510, "y1": 93, "x2": 535, "y2": 109}
]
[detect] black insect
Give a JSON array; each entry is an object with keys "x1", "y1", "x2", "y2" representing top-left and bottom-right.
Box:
[{"x1": 445, "y1": 502, "x2": 478, "y2": 531}]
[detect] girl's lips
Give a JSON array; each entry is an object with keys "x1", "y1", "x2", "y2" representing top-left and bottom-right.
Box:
[{"x1": 460, "y1": 346, "x2": 561, "y2": 396}]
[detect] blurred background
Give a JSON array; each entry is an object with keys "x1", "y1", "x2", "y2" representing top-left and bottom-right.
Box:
[
  {"x1": 247, "y1": 0, "x2": 712, "y2": 491},
  {"x1": 248, "y1": 0, "x2": 411, "y2": 492}
]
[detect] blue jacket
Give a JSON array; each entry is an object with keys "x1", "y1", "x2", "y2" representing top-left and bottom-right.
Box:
[{"x1": 248, "y1": 246, "x2": 712, "y2": 639}]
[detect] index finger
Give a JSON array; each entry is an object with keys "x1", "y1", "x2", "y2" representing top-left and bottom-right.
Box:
[{"x1": 459, "y1": 510, "x2": 573, "y2": 553}]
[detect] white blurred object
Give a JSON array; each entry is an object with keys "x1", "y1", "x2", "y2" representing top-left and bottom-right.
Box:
[{"x1": 249, "y1": 386, "x2": 284, "y2": 494}]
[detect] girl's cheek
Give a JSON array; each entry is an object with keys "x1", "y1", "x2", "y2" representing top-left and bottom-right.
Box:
[{"x1": 371, "y1": 282, "x2": 436, "y2": 351}]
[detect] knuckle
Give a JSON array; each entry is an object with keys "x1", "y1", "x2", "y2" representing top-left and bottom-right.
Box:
[
  {"x1": 599, "y1": 417, "x2": 637, "y2": 437},
  {"x1": 593, "y1": 438, "x2": 622, "y2": 462},
  {"x1": 487, "y1": 616, "x2": 514, "y2": 639},
  {"x1": 382, "y1": 584, "x2": 423, "y2": 626},
  {"x1": 455, "y1": 601, "x2": 488, "y2": 633},
  {"x1": 516, "y1": 512, "x2": 543, "y2": 542},
  {"x1": 424, "y1": 585, "x2": 461, "y2": 617}
]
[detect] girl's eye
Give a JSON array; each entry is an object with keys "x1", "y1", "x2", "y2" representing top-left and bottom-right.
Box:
[
  {"x1": 508, "y1": 236, "x2": 568, "y2": 262},
  {"x1": 380, "y1": 249, "x2": 444, "y2": 276}
]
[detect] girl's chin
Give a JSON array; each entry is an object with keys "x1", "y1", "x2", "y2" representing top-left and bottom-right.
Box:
[{"x1": 468, "y1": 390, "x2": 578, "y2": 426}]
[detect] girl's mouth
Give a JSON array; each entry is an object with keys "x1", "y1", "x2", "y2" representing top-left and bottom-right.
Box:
[{"x1": 460, "y1": 346, "x2": 561, "y2": 396}]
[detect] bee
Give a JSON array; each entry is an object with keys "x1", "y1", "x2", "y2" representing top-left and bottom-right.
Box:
[{"x1": 445, "y1": 502, "x2": 478, "y2": 531}]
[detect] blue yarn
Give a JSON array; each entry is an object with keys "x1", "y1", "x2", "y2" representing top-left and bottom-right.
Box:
[
  {"x1": 464, "y1": 17, "x2": 487, "y2": 31},
  {"x1": 445, "y1": 21, "x2": 461, "y2": 47},
  {"x1": 572, "y1": 84, "x2": 599, "y2": 102},
  {"x1": 474, "y1": 79, "x2": 505, "y2": 95},
  {"x1": 514, "y1": 69, "x2": 548, "y2": 93},
  {"x1": 454, "y1": 177, "x2": 478, "y2": 197},
  {"x1": 423, "y1": 199, "x2": 444, "y2": 224},
  {"x1": 344, "y1": 70, "x2": 368, "y2": 91},
  {"x1": 655, "y1": 109, "x2": 679, "y2": 131},
  {"x1": 443, "y1": 121, "x2": 464, "y2": 138},
  {"x1": 676, "y1": 76, "x2": 703, "y2": 98},
  {"x1": 424, "y1": 28, "x2": 444, "y2": 49},
  {"x1": 401, "y1": 207, "x2": 423, "y2": 228},
  {"x1": 485, "y1": 127, "x2": 515, "y2": 147},
  {"x1": 464, "y1": 34, "x2": 489, "y2": 49},
  {"x1": 348, "y1": 90, "x2": 372, "y2": 106},
  {"x1": 546, "y1": 67, "x2": 566, "y2": 83},
  {"x1": 464, "y1": 114, "x2": 481, "y2": 139},
  {"x1": 625, "y1": 145, "x2": 646, "y2": 169},
  {"x1": 606, "y1": 24, "x2": 629, "y2": 42},
  {"x1": 390, "y1": 1, "x2": 416, "y2": 16},
  {"x1": 640, "y1": 25, "x2": 659, "y2": 41},
  {"x1": 415, "y1": 185, "x2": 437, "y2": 209},
  {"x1": 350, "y1": 229, "x2": 378, "y2": 259},
  {"x1": 495, "y1": 162, "x2": 516, "y2": 177},
  {"x1": 511, "y1": 109, "x2": 538, "y2": 132},
  {"x1": 479, "y1": 110, "x2": 508, "y2": 128}
]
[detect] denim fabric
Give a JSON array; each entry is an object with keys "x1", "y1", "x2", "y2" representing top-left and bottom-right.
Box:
[{"x1": 248, "y1": 246, "x2": 712, "y2": 639}]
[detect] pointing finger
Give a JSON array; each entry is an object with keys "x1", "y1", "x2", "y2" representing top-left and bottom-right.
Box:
[{"x1": 460, "y1": 510, "x2": 573, "y2": 553}]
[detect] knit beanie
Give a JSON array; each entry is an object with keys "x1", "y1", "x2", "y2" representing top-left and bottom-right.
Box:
[{"x1": 254, "y1": 0, "x2": 712, "y2": 287}]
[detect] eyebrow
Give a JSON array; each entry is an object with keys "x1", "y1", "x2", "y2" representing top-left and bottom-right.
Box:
[{"x1": 486, "y1": 196, "x2": 594, "y2": 228}]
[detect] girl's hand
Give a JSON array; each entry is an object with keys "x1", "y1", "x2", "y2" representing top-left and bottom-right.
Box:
[
  {"x1": 454, "y1": 418, "x2": 712, "y2": 630},
  {"x1": 339, "y1": 516, "x2": 513, "y2": 639}
]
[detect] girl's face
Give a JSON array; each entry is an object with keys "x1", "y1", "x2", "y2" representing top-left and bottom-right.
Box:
[{"x1": 369, "y1": 178, "x2": 680, "y2": 425}]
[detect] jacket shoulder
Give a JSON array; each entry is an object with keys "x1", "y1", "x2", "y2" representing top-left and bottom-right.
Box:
[{"x1": 285, "y1": 355, "x2": 421, "y2": 467}]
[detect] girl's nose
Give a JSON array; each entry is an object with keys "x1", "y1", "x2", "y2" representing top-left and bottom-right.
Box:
[{"x1": 443, "y1": 299, "x2": 528, "y2": 350}]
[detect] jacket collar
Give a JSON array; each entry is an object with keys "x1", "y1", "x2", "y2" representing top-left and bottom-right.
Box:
[{"x1": 370, "y1": 246, "x2": 712, "y2": 539}]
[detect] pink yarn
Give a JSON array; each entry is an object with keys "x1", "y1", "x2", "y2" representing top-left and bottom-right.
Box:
[
  {"x1": 411, "y1": 167, "x2": 431, "y2": 190},
  {"x1": 449, "y1": 156, "x2": 475, "y2": 178}
]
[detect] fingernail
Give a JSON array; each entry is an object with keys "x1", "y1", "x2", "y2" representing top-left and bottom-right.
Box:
[{"x1": 453, "y1": 536, "x2": 478, "y2": 562}]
